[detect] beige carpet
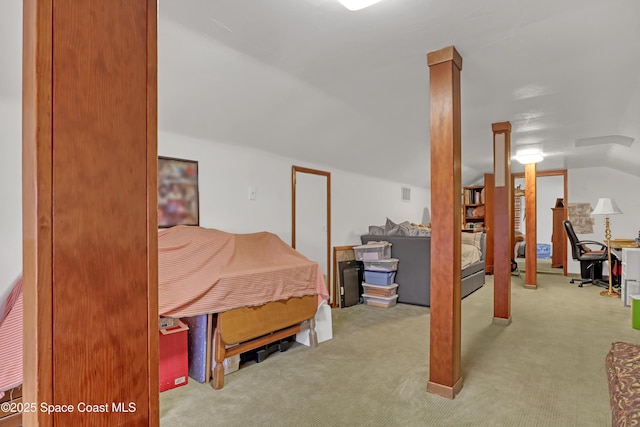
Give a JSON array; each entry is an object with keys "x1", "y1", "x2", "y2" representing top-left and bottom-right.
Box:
[
  {"x1": 515, "y1": 257, "x2": 564, "y2": 275},
  {"x1": 160, "y1": 272, "x2": 637, "y2": 426}
]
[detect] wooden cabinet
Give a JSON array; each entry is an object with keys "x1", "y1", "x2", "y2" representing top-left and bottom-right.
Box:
[
  {"x1": 551, "y1": 207, "x2": 566, "y2": 268},
  {"x1": 463, "y1": 185, "x2": 485, "y2": 232}
]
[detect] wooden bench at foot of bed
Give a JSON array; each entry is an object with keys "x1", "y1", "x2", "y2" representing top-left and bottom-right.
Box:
[
  {"x1": 0, "y1": 385, "x2": 22, "y2": 427},
  {"x1": 212, "y1": 295, "x2": 319, "y2": 390}
]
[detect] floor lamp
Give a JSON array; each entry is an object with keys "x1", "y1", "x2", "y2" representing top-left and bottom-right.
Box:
[{"x1": 591, "y1": 198, "x2": 623, "y2": 297}]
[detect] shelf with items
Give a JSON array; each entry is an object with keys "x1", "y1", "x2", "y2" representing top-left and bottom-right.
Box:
[{"x1": 463, "y1": 185, "x2": 485, "y2": 232}]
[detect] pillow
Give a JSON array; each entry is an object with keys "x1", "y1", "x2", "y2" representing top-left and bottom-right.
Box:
[
  {"x1": 471, "y1": 205, "x2": 485, "y2": 218},
  {"x1": 368, "y1": 225, "x2": 385, "y2": 236},
  {"x1": 385, "y1": 218, "x2": 408, "y2": 236},
  {"x1": 385, "y1": 218, "x2": 398, "y2": 234},
  {"x1": 461, "y1": 232, "x2": 482, "y2": 251}
]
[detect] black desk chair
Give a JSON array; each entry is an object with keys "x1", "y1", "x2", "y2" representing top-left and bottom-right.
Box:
[{"x1": 563, "y1": 220, "x2": 611, "y2": 288}]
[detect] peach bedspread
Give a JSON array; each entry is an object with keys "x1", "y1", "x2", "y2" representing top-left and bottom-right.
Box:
[
  {"x1": 158, "y1": 226, "x2": 329, "y2": 317},
  {"x1": 0, "y1": 277, "x2": 22, "y2": 399}
]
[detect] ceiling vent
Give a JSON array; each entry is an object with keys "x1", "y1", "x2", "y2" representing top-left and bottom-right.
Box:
[
  {"x1": 575, "y1": 135, "x2": 634, "y2": 148},
  {"x1": 401, "y1": 186, "x2": 411, "y2": 202}
]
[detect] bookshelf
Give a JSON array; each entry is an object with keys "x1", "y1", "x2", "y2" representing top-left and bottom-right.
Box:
[{"x1": 463, "y1": 185, "x2": 485, "y2": 232}]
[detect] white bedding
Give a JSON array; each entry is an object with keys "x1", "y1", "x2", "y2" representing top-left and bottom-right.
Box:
[
  {"x1": 462, "y1": 244, "x2": 482, "y2": 269},
  {"x1": 461, "y1": 232, "x2": 483, "y2": 269}
]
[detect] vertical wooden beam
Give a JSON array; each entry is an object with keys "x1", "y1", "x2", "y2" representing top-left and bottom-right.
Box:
[
  {"x1": 426, "y1": 46, "x2": 463, "y2": 399},
  {"x1": 146, "y1": 1, "x2": 160, "y2": 422},
  {"x1": 484, "y1": 173, "x2": 495, "y2": 274},
  {"x1": 492, "y1": 122, "x2": 512, "y2": 325},
  {"x1": 23, "y1": 1, "x2": 159, "y2": 425},
  {"x1": 22, "y1": 1, "x2": 53, "y2": 425},
  {"x1": 525, "y1": 163, "x2": 537, "y2": 289}
]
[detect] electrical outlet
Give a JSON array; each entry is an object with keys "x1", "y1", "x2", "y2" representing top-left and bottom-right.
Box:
[{"x1": 249, "y1": 186, "x2": 256, "y2": 200}]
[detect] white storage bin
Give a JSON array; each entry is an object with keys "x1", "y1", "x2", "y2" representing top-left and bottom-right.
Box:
[
  {"x1": 353, "y1": 242, "x2": 392, "y2": 261},
  {"x1": 362, "y1": 283, "x2": 398, "y2": 297},
  {"x1": 363, "y1": 258, "x2": 399, "y2": 272},
  {"x1": 363, "y1": 293, "x2": 399, "y2": 308}
]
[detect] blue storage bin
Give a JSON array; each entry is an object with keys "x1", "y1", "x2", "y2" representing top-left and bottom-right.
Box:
[
  {"x1": 364, "y1": 270, "x2": 396, "y2": 286},
  {"x1": 536, "y1": 243, "x2": 551, "y2": 259}
]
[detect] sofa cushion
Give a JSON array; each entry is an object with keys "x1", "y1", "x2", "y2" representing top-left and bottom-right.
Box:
[{"x1": 606, "y1": 341, "x2": 640, "y2": 427}]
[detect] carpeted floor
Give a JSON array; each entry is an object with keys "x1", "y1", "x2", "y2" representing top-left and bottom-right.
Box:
[
  {"x1": 514, "y1": 257, "x2": 564, "y2": 275},
  {"x1": 160, "y1": 272, "x2": 637, "y2": 426}
]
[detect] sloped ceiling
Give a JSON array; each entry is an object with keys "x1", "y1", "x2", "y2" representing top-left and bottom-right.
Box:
[
  {"x1": 157, "y1": 0, "x2": 640, "y2": 187},
  {"x1": 1, "y1": 0, "x2": 639, "y2": 187}
]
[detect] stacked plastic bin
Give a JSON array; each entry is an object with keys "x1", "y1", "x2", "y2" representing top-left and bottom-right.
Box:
[{"x1": 353, "y1": 241, "x2": 399, "y2": 308}]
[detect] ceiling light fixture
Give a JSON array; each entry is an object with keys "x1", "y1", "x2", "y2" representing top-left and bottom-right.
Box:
[
  {"x1": 515, "y1": 153, "x2": 544, "y2": 164},
  {"x1": 338, "y1": 0, "x2": 384, "y2": 11},
  {"x1": 514, "y1": 147, "x2": 544, "y2": 165}
]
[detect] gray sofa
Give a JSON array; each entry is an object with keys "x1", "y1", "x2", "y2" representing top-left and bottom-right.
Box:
[{"x1": 360, "y1": 233, "x2": 486, "y2": 307}]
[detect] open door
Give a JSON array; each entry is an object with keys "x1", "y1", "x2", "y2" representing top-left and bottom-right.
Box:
[
  {"x1": 511, "y1": 169, "x2": 568, "y2": 276},
  {"x1": 291, "y1": 166, "x2": 332, "y2": 304}
]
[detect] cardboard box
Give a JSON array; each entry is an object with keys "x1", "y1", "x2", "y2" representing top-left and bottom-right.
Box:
[
  {"x1": 212, "y1": 350, "x2": 240, "y2": 376},
  {"x1": 159, "y1": 316, "x2": 178, "y2": 330},
  {"x1": 159, "y1": 320, "x2": 189, "y2": 392}
]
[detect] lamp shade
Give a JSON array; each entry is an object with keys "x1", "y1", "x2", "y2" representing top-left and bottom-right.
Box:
[{"x1": 591, "y1": 198, "x2": 623, "y2": 216}]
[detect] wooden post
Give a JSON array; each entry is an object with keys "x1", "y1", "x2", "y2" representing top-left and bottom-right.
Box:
[
  {"x1": 492, "y1": 122, "x2": 512, "y2": 325},
  {"x1": 525, "y1": 163, "x2": 538, "y2": 289},
  {"x1": 22, "y1": 1, "x2": 158, "y2": 425},
  {"x1": 484, "y1": 173, "x2": 495, "y2": 274},
  {"x1": 426, "y1": 46, "x2": 463, "y2": 399}
]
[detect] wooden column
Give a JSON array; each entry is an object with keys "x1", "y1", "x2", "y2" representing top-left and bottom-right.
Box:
[
  {"x1": 426, "y1": 46, "x2": 463, "y2": 399},
  {"x1": 484, "y1": 173, "x2": 495, "y2": 274},
  {"x1": 525, "y1": 163, "x2": 537, "y2": 289},
  {"x1": 492, "y1": 122, "x2": 512, "y2": 325},
  {"x1": 22, "y1": 1, "x2": 158, "y2": 425}
]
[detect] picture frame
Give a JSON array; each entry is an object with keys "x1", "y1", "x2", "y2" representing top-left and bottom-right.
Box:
[{"x1": 158, "y1": 156, "x2": 199, "y2": 228}]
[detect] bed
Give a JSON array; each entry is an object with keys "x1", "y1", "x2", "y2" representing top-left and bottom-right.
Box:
[
  {"x1": 158, "y1": 225, "x2": 329, "y2": 390},
  {"x1": 0, "y1": 225, "x2": 329, "y2": 405},
  {"x1": 0, "y1": 277, "x2": 22, "y2": 427}
]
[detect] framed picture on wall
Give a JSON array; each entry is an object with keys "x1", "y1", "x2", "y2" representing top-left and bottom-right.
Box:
[{"x1": 158, "y1": 156, "x2": 199, "y2": 228}]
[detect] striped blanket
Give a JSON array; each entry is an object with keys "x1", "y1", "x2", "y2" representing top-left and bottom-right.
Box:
[{"x1": 0, "y1": 277, "x2": 22, "y2": 399}]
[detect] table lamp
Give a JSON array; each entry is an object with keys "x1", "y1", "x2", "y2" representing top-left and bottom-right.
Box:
[{"x1": 591, "y1": 198, "x2": 623, "y2": 297}]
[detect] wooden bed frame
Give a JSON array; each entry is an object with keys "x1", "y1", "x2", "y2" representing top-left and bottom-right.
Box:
[
  {"x1": 0, "y1": 385, "x2": 22, "y2": 427},
  {"x1": 210, "y1": 295, "x2": 319, "y2": 390}
]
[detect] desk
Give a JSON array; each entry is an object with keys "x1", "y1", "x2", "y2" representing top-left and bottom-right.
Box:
[
  {"x1": 610, "y1": 239, "x2": 640, "y2": 250},
  {"x1": 621, "y1": 248, "x2": 640, "y2": 306}
]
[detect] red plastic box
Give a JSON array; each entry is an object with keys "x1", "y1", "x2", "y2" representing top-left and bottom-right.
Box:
[{"x1": 159, "y1": 320, "x2": 189, "y2": 392}]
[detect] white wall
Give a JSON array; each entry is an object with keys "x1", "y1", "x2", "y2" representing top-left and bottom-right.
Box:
[
  {"x1": 567, "y1": 167, "x2": 640, "y2": 275},
  {"x1": 0, "y1": 128, "x2": 430, "y2": 299},
  {"x1": 0, "y1": 98, "x2": 23, "y2": 301},
  {"x1": 159, "y1": 130, "x2": 430, "y2": 246}
]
